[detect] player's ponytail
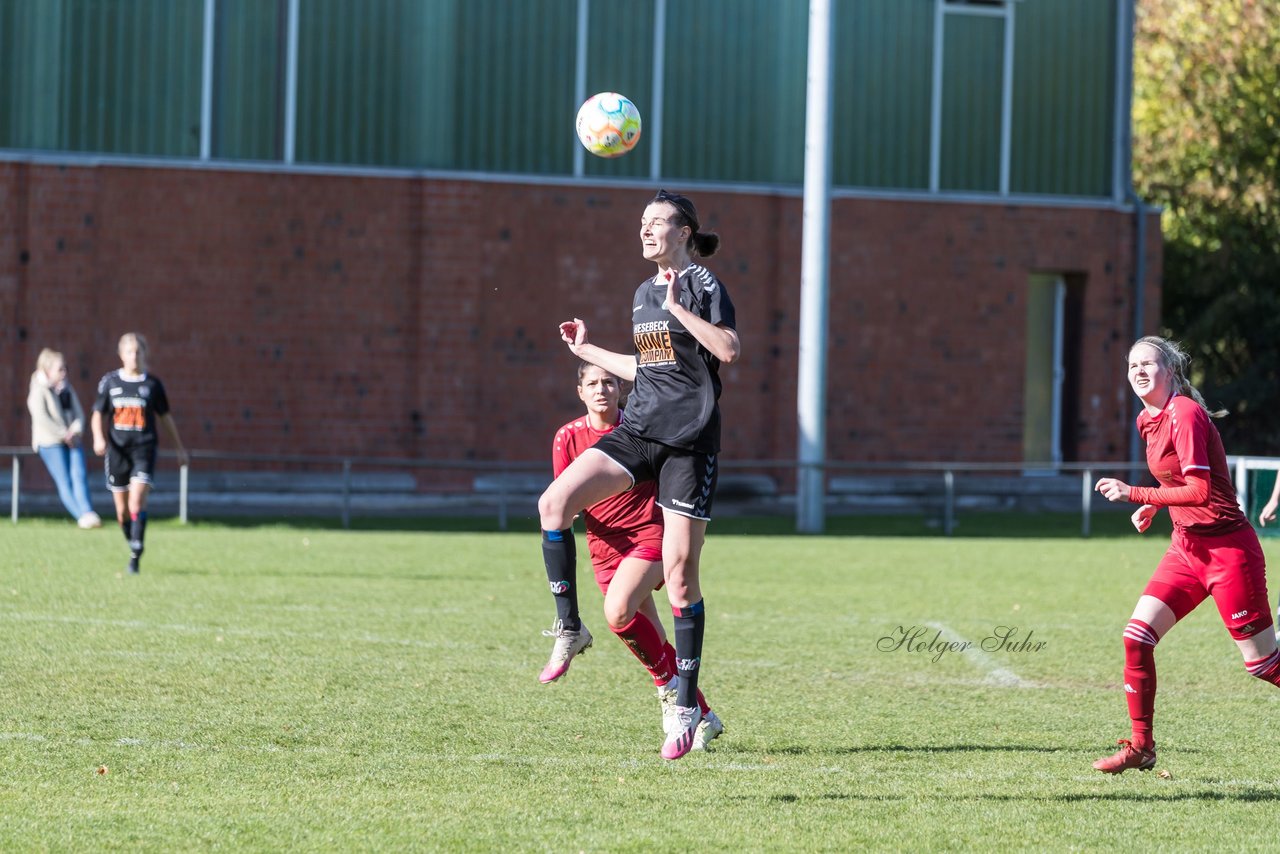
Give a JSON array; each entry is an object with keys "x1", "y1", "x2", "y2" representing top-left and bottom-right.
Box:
[
  {"x1": 1135, "y1": 335, "x2": 1227, "y2": 419},
  {"x1": 690, "y1": 231, "x2": 720, "y2": 258}
]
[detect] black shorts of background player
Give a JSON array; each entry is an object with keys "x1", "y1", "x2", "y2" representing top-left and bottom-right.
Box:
[
  {"x1": 91, "y1": 332, "x2": 189, "y2": 574},
  {"x1": 538, "y1": 189, "x2": 739, "y2": 761}
]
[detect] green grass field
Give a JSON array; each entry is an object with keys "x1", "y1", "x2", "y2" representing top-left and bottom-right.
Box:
[{"x1": 3, "y1": 514, "x2": 1279, "y2": 851}]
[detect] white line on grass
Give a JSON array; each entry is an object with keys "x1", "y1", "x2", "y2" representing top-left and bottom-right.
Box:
[
  {"x1": 0, "y1": 611, "x2": 462, "y2": 650},
  {"x1": 925, "y1": 622, "x2": 1037, "y2": 688}
]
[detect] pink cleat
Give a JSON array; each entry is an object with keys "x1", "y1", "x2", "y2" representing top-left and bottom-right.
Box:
[
  {"x1": 661, "y1": 704, "x2": 701, "y2": 760},
  {"x1": 538, "y1": 620, "x2": 592, "y2": 683}
]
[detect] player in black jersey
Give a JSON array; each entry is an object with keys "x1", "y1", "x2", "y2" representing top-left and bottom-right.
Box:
[
  {"x1": 538, "y1": 190, "x2": 739, "y2": 760},
  {"x1": 90, "y1": 333, "x2": 188, "y2": 574}
]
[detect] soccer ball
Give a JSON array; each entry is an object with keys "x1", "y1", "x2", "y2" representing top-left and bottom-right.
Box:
[{"x1": 575, "y1": 92, "x2": 642, "y2": 159}]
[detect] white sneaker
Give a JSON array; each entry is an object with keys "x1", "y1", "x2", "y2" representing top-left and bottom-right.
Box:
[
  {"x1": 657, "y1": 681, "x2": 680, "y2": 734},
  {"x1": 538, "y1": 620, "x2": 592, "y2": 683},
  {"x1": 661, "y1": 704, "x2": 701, "y2": 760},
  {"x1": 78, "y1": 512, "x2": 102, "y2": 529},
  {"x1": 693, "y1": 709, "x2": 724, "y2": 750}
]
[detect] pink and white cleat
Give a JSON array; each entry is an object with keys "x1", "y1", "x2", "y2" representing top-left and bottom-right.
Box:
[
  {"x1": 661, "y1": 704, "x2": 702, "y2": 760},
  {"x1": 538, "y1": 620, "x2": 593, "y2": 683}
]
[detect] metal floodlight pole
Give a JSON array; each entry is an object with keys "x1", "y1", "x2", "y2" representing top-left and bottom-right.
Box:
[
  {"x1": 283, "y1": 0, "x2": 300, "y2": 163},
  {"x1": 796, "y1": 0, "x2": 835, "y2": 534},
  {"x1": 199, "y1": 0, "x2": 216, "y2": 160}
]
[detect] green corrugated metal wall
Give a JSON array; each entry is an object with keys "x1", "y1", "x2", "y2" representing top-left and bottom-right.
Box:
[
  {"x1": 1011, "y1": 0, "x2": 1116, "y2": 196},
  {"x1": 662, "y1": 0, "x2": 808, "y2": 184},
  {"x1": 453, "y1": 0, "x2": 577, "y2": 174},
  {"x1": 2, "y1": 0, "x2": 203, "y2": 155},
  {"x1": 940, "y1": 13, "x2": 1004, "y2": 192},
  {"x1": 583, "y1": 0, "x2": 655, "y2": 180},
  {"x1": 0, "y1": 0, "x2": 1122, "y2": 198},
  {"x1": 214, "y1": 0, "x2": 283, "y2": 161},
  {"x1": 834, "y1": 0, "x2": 933, "y2": 189}
]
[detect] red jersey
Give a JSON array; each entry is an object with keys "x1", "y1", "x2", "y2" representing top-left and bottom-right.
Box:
[
  {"x1": 1134, "y1": 394, "x2": 1247, "y2": 536},
  {"x1": 552, "y1": 411, "x2": 664, "y2": 559}
]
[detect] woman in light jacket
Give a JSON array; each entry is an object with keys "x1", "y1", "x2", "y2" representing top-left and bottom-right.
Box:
[{"x1": 27, "y1": 348, "x2": 100, "y2": 527}]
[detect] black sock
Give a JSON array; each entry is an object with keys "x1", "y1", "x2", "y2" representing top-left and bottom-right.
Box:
[
  {"x1": 541, "y1": 528, "x2": 579, "y2": 632},
  {"x1": 673, "y1": 600, "x2": 705, "y2": 709},
  {"x1": 129, "y1": 511, "x2": 147, "y2": 556},
  {"x1": 120, "y1": 519, "x2": 132, "y2": 543}
]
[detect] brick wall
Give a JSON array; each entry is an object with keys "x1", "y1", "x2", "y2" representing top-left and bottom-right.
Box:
[{"x1": 0, "y1": 162, "x2": 1161, "y2": 484}]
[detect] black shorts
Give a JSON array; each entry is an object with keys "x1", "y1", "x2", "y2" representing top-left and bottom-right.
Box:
[
  {"x1": 591, "y1": 426, "x2": 719, "y2": 521},
  {"x1": 106, "y1": 443, "x2": 157, "y2": 492}
]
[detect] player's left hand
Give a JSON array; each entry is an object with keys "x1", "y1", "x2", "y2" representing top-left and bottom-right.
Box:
[
  {"x1": 1260, "y1": 497, "x2": 1279, "y2": 527},
  {"x1": 1131, "y1": 504, "x2": 1157, "y2": 533},
  {"x1": 1094, "y1": 477, "x2": 1132, "y2": 503},
  {"x1": 176, "y1": 447, "x2": 190, "y2": 468}
]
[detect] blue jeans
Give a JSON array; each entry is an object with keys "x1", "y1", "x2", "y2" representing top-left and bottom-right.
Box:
[{"x1": 37, "y1": 443, "x2": 95, "y2": 520}]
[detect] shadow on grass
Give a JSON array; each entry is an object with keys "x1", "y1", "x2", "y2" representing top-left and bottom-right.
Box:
[
  {"x1": 1045, "y1": 790, "x2": 1280, "y2": 802},
  {"x1": 770, "y1": 743, "x2": 1065, "y2": 755},
  {"x1": 731, "y1": 789, "x2": 1280, "y2": 804}
]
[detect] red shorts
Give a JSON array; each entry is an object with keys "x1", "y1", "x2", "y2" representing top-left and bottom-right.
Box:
[
  {"x1": 1144, "y1": 524, "x2": 1271, "y2": 639},
  {"x1": 590, "y1": 536, "x2": 663, "y2": 595}
]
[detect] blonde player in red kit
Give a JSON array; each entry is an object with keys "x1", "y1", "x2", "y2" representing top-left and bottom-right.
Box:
[
  {"x1": 540, "y1": 362, "x2": 723, "y2": 749},
  {"x1": 1092, "y1": 336, "x2": 1279, "y2": 773}
]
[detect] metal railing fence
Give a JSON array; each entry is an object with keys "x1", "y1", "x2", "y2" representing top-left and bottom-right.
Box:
[{"x1": 6, "y1": 446, "x2": 1274, "y2": 536}]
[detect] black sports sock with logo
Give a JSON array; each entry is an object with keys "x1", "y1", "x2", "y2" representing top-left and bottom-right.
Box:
[
  {"x1": 541, "y1": 528, "x2": 579, "y2": 631},
  {"x1": 673, "y1": 600, "x2": 706, "y2": 709}
]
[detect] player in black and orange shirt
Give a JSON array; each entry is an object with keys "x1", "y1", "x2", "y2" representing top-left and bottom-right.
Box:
[
  {"x1": 1092, "y1": 336, "x2": 1280, "y2": 773},
  {"x1": 541, "y1": 362, "x2": 723, "y2": 749},
  {"x1": 91, "y1": 333, "x2": 188, "y2": 574},
  {"x1": 537, "y1": 189, "x2": 739, "y2": 760}
]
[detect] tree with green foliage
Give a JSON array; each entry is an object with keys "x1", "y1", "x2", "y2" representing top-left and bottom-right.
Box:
[{"x1": 1133, "y1": 0, "x2": 1280, "y2": 452}]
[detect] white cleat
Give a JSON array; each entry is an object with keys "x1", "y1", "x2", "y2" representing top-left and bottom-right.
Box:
[
  {"x1": 538, "y1": 620, "x2": 592, "y2": 683},
  {"x1": 692, "y1": 709, "x2": 724, "y2": 750},
  {"x1": 658, "y1": 681, "x2": 680, "y2": 734}
]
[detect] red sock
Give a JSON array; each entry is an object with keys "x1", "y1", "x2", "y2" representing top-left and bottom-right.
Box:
[
  {"x1": 1122, "y1": 619, "x2": 1158, "y2": 750},
  {"x1": 661, "y1": 642, "x2": 710, "y2": 714},
  {"x1": 1245, "y1": 648, "x2": 1280, "y2": 685},
  {"x1": 613, "y1": 613, "x2": 674, "y2": 685}
]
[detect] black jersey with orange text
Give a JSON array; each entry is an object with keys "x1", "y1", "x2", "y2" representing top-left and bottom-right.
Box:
[
  {"x1": 622, "y1": 264, "x2": 736, "y2": 453},
  {"x1": 94, "y1": 371, "x2": 171, "y2": 448}
]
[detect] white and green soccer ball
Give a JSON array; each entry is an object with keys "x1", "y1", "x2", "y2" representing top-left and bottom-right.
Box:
[{"x1": 575, "y1": 92, "x2": 642, "y2": 159}]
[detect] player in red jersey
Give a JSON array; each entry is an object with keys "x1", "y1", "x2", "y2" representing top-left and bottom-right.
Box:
[
  {"x1": 1092, "y1": 336, "x2": 1280, "y2": 773},
  {"x1": 540, "y1": 362, "x2": 723, "y2": 749}
]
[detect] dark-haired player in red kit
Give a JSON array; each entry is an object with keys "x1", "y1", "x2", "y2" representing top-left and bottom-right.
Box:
[
  {"x1": 540, "y1": 361, "x2": 723, "y2": 749},
  {"x1": 1092, "y1": 335, "x2": 1280, "y2": 773}
]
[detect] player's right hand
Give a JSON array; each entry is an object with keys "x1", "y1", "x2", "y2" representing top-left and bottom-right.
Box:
[
  {"x1": 1131, "y1": 504, "x2": 1157, "y2": 533},
  {"x1": 559, "y1": 318, "x2": 588, "y2": 350},
  {"x1": 92, "y1": 437, "x2": 106, "y2": 457}
]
